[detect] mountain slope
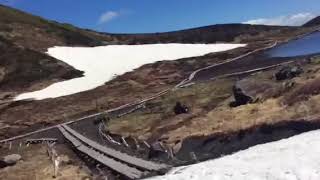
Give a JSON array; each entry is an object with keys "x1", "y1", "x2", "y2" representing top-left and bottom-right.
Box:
[
  {"x1": 111, "y1": 24, "x2": 295, "y2": 44},
  {"x1": 0, "y1": 4, "x2": 111, "y2": 51},
  {"x1": 0, "y1": 4, "x2": 300, "y2": 99},
  {"x1": 0, "y1": 4, "x2": 317, "y2": 140},
  {"x1": 0, "y1": 4, "x2": 113, "y2": 97},
  {"x1": 303, "y1": 16, "x2": 320, "y2": 27},
  {"x1": 0, "y1": 36, "x2": 83, "y2": 99}
]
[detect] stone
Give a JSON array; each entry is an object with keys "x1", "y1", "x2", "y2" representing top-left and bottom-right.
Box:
[
  {"x1": 230, "y1": 85, "x2": 253, "y2": 107},
  {"x1": 230, "y1": 78, "x2": 283, "y2": 107},
  {"x1": 148, "y1": 141, "x2": 168, "y2": 159},
  {"x1": 174, "y1": 102, "x2": 189, "y2": 115},
  {"x1": 275, "y1": 65, "x2": 303, "y2": 81},
  {"x1": 2, "y1": 154, "x2": 21, "y2": 166}
]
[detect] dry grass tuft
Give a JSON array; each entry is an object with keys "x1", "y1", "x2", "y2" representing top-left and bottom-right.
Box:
[{"x1": 284, "y1": 78, "x2": 320, "y2": 105}]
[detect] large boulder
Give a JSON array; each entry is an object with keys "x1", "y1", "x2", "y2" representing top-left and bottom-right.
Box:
[
  {"x1": 230, "y1": 78, "x2": 283, "y2": 107},
  {"x1": 230, "y1": 85, "x2": 253, "y2": 107},
  {"x1": 1, "y1": 154, "x2": 21, "y2": 167},
  {"x1": 275, "y1": 65, "x2": 303, "y2": 81},
  {"x1": 174, "y1": 102, "x2": 189, "y2": 115}
]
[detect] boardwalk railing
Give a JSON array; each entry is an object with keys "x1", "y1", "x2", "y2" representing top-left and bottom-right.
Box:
[
  {"x1": 59, "y1": 124, "x2": 170, "y2": 179},
  {"x1": 58, "y1": 125, "x2": 144, "y2": 179},
  {"x1": 61, "y1": 124, "x2": 169, "y2": 171}
]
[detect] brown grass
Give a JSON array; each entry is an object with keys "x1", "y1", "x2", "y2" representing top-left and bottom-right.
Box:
[
  {"x1": 0, "y1": 144, "x2": 90, "y2": 180},
  {"x1": 108, "y1": 57, "x2": 320, "y2": 146},
  {"x1": 284, "y1": 77, "x2": 320, "y2": 105}
]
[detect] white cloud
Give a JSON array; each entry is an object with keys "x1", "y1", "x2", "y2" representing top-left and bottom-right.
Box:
[
  {"x1": 243, "y1": 13, "x2": 317, "y2": 26},
  {"x1": 98, "y1": 11, "x2": 119, "y2": 25}
]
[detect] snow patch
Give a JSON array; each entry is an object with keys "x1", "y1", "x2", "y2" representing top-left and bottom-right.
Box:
[
  {"x1": 147, "y1": 130, "x2": 320, "y2": 180},
  {"x1": 15, "y1": 43, "x2": 245, "y2": 100}
]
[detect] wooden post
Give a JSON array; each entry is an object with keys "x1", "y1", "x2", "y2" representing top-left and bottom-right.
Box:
[
  {"x1": 121, "y1": 137, "x2": 129, "y2": 147},
  {"x1": 143, "y1": 141, "x2": 151, "y2": 149},
  {"x1": 190, "y1": 152, "x2": 199, "y2": 162},
  {"x1": 133, "y1": 138, "x2": 140, "y2": 149},
  {"x1": 47, "y1": 142, "x2": 60, "y2": 178},
  {"x1": 53, "y1": 156, "x2": 61, "y2": 178}
]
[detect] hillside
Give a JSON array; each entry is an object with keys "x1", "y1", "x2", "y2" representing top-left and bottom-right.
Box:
[
  {"x1": 0, "y1": 4, "x2": 113, "y2": 97},
  {"x1": 111, "y1": 24, "x2": 295, "y2": 44},
  {"x1": 0, "y1": 4, "x2": 302, "y2": 99},
  {"x1": 0, "y1": 4, "x2": 317, "y2": 139},
  {"x1": 0, "y1": 37, "x2": 83, "y2": 98},
  {"x1": 303, "y1": 16, "x2": 320, "y2": 27},
  {"x1": 0, "y1": 5, "x2": 117, "y2": 51},
  {"x1": 2, "y1": 4, "x2": 320, "y2": 179}
]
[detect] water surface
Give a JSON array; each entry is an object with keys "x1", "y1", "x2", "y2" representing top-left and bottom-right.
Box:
[{"x1": 267, "y1": 31, "x2": 320, "y2": 57}]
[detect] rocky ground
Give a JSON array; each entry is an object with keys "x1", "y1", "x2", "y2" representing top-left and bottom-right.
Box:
[{"x1": 0, "y1": 144, "x2": 91, "y2": 180}]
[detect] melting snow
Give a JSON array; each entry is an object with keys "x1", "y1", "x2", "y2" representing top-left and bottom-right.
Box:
[
  {"x1": 15, "y1": 43, "x2": 245, "y2": 100},
  {"x1": 147, "y1": 130, "x2": 320, "y2": 180}
]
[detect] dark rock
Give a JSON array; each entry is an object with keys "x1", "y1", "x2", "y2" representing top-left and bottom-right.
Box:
[
  {"x1": 1, "y1": 154, "x2": 21, "y2": 166},
  {"x1": 0, "y1": 160, "x2": 7, "y2": 168},
  {"x1": 148, "y1": 141, "x2": 168, "y2": 159},
  {"x1": 174, "y1": 102, "x2": 189, "y2": 115},
  {"x1": 230, "y1": 77, "x2": 284, "y2": 107},
  {"x1": 275, "y1": 65, "x2": 303, "y2": 81},
  {"x1": 230, "y1": 85, "x2": 253, "y2": 107}
]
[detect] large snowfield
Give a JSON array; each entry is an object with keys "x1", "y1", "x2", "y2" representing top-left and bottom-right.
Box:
[
  {"x1": 147, "y1": 130, "x2": 320, "y2": 180},
  {"x1": 15, "y1": 43, "x2": 245, "y2": 100}
]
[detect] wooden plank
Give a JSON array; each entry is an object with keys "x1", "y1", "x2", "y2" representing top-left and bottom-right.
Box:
[
  {"x1": 62, "y1": 124, "x2": 169, "y2": 171},
  {"x1": 58, "y1": 126, "x2": 82, "y2": 147},
  {"x1": 58, "y1": 126, "x2": 144, "y2": 179}
]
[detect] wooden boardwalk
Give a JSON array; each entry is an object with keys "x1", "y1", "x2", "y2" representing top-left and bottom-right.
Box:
[
  {"x1": 59, "y1": 126, "x2": 144, "y2": 179},
  {"x1": 59, "y1": 124, "x2": 170, "y2": 179}
]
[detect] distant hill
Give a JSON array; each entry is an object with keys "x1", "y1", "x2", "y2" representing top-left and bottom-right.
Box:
[
  {"x1": 0, "y1": 5, "x2": 113, "y2": 51},
  {"x1": 111, "y1": 24, "x2": 293, "y2": 44},
  {"x1": 0, "y1": 4, "x2": 297, "y2": 48},
  {"x1": 303, "y1": 16, "x2": 320, "y2": 27}
]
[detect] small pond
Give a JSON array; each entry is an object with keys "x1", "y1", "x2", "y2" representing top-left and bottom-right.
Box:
[{"x1": 267, "y1": 31, "x2": 320, "y2": 57}]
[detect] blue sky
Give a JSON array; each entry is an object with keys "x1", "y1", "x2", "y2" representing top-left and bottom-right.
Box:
[{"x1": 1, "y1": 0, "x2": 319, "y2": 33}]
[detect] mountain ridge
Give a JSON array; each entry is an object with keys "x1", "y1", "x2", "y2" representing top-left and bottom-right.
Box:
[{"x1": 303, "y1": 16, "x2": 320, "y2": 27}]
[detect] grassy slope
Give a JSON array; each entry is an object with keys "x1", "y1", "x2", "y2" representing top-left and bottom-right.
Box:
[
  {"x1": 107, "y1": 55, "x2": 320, "y2": 147},
  {"x1": 0, "y1": 5, "x2": 113, "y2": 97},
  {"x1": 0, "y1": 37, "x2": 83, "y2": 96},
  {"x1": 0, "y1": 5, "x2": 110, "y2": 51}
]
